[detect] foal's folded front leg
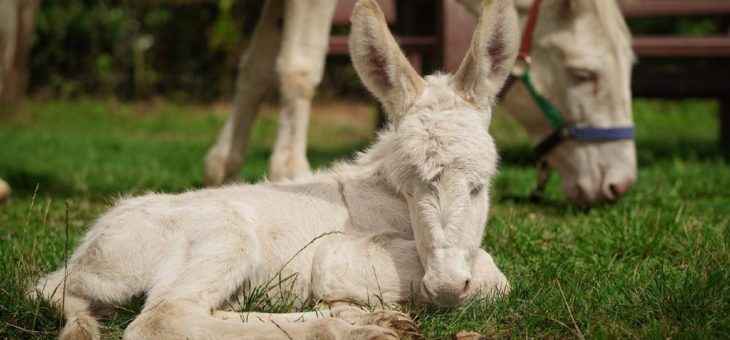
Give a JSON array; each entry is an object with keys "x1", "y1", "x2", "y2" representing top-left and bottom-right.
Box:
[{"x1": 213, "y1": 302, "x2": 418, "y2": 339}]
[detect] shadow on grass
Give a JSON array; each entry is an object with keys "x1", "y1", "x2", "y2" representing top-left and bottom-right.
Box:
[
  {"x1": 496, "y1": 193, "x2": 579, "y2": 216},
  {"x1": 4, "y1": 169, "x2": 77, "y2": 197},
  {"x1": 637, "y1": 139, "x2": 723, "y2": 164},
  {"x1": 495, "y1": 138, "x2": 724, "y2": 167}
]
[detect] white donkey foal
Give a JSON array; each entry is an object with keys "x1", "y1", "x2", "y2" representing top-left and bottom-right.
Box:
[{"x1": 34, "y1": 0, "x2": 518, "y2": 338}]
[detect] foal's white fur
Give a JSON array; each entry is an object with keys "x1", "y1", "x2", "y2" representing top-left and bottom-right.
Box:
[
  {"x1": 35, "y1": 1, "x2": 517, "y2": 338},
  {"x1": 206, "y1": 0, "x2": 637, "y2": 209}
]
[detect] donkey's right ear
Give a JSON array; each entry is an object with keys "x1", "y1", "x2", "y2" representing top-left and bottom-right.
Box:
[{"x1": 349, "y1": 0, "x2": 425, "y2": 121}]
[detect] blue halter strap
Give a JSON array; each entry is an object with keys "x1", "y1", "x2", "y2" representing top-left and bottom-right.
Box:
[{"x1": 532, "y1": 125, "x2": 636, "y2": 161}]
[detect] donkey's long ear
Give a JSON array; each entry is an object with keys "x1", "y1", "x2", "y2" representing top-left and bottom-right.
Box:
[
  {"x1": 349, "y1": 0, "x2": 425, "y2": 120},
  {"x1": 453, "y1": 0, "x2": 519, "y2": 110}
]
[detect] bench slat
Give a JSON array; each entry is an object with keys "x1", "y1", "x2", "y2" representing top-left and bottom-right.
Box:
[
  {"x1": 633, "y1": 36, "x2": 730, "y2": 57},
  {"x1": 328, "y1": 36, "x2": 438, "y2": 56},
  {"x1": 632, "y1": 71, "x2": 729, "y2": 98},
  {"x1": 622, "y1": 0, "x2": 730, "y2": 17},
  {"x1": 332, "y1": 0, "x2": 397, "y2": 25}
]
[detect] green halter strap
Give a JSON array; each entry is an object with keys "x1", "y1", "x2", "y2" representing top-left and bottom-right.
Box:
[{"x1": 518, "y1": 71, "x2": 564, "y2": 130}]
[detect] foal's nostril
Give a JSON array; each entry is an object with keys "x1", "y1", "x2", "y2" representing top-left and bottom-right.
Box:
[
  {"x1": 460, "y1": 279, "x2": 471, "y2": 298},
  {"x1": 609, "y1": 184, "x2": 620, "y2": 199},
  {"x1": 608, "y1": 181, "x2": 629, "y2": 199}
]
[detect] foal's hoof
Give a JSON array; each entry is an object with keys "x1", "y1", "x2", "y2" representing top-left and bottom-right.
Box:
[
  {"x1": 452, "y1": 331, "x2": 484, "y2": 340},
  {"x1": 348, "y1": 325, "x2": 399, "y2": 340},
  {"x1": 370, "y1": 311, "x2": 421, "y2": 339}
]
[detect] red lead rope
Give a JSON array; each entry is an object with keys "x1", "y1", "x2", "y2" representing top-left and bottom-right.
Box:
[
  {"x1": 498, "y1": 0, "x2": 543, "y2": 99},
  {"x1": 518, "y1": 0, "x2": 543, "y2": 60}
]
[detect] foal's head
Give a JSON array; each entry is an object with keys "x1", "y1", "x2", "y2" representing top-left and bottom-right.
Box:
[
  {"x1": 350, "y1": 0, "x2": 518, "y2": 306},
  {"x1": 505, "y1": 0, "x2": 637, "y2": 208}
]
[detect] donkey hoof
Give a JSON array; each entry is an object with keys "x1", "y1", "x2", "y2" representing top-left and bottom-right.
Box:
[
  {"x1": 348, "y1": 325, "x2": 399, "y2": 340},
  {"x1": 371, "y1": 311, "x2": 421, "y2": 339}
]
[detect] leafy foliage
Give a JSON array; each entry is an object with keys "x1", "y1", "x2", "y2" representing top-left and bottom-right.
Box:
[{"x1": 29, "y1": 0, "x2": 263, "y2": 101}]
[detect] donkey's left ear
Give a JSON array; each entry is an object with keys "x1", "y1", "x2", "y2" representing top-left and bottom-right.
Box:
[{"x1": 453, "y1": 0, "x2": 519, "y2": 110}]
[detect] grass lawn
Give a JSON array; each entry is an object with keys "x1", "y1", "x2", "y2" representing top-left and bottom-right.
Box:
[{"x1": 0, "y1": 98, "x2": 728, "y2": 339}]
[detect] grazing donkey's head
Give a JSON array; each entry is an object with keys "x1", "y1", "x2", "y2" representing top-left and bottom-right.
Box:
[
  {"x1": 505, "y1": 0, "x2": 637, "y2": 208},
  {"x1": 350, "y1": 0, "x2": 518, "y2": 306}
]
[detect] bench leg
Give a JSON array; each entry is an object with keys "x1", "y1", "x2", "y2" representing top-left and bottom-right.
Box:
[{"x1": 721, "y1": 98, "x2": 730, "y2": 159}]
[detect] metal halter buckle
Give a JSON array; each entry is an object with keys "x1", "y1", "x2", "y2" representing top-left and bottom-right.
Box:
[{"x1": 511, "y1": 56, "x2": 532, "y2": 77}]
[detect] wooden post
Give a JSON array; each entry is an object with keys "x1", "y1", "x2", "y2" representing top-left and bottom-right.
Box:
[
  {"x1": 721, "y1": 98, "x2": 730, "y2": 159},
  {"x1": 0, "y1": 0, "x2": 38, "y2": 106}
]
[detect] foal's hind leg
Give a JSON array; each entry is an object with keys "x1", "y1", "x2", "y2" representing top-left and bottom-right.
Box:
[
  {"x1": 122, "y1": 225, "x2": 262, "y2": 339},
  {"x1": 33, "y1": 261, "x2": 147, "y2": 339},
  {"x1": 269, "y1": 0, "x2": 337, "y2": 180},
  {"x1": 126, "y1": 249, "x2": 399, "y2": 340},
  {"x1": 205, "y1": 0, "x2": 284, "y2": 186}
]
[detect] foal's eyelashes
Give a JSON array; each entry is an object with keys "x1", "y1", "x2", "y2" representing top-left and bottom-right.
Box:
[{"x1": 470, "y1": 184, "x2": 485, "y2": 196}]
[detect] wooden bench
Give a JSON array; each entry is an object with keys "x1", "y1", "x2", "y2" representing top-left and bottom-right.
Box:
[{"x1": 621, "y1": 0, "x2": 730, "y2": 157}]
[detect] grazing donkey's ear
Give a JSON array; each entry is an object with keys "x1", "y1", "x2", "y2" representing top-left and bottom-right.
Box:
[
  {"x1": 349, "y1": 0, "x2": 425, "y2": 120},
  {"x1": 454, "y1": 0, "x2": 519, "y2": 110}
]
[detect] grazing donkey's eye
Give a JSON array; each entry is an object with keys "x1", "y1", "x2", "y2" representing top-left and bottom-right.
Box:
[{"x1": 567, "y1": 67, "x2": 598, "y2": 85}]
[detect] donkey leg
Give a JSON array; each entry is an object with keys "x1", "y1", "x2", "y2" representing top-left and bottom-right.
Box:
[
  {"x1": 122, "y1": 224, "x2": 263, "y2": 339},
  {"x1": 205, "y1": 0, "x2": 284, "y2": 186},
  {"x1": 212, "y1": 303, "x2": 362, "y2": 325},
  {"x1": 269, "y1": 0, "x2": 337, "y2": 181},
  {"x1": 34, "y1": 271, "x2": 100, "y2": 340},
  {"x1": 123, "y1": 242, "x2": 397, "y2": 339},
  {"x1": 313, "y1": 232, "x2": 509, "y2": 304},
  {"x1": 213, "y1": 304, "x2": 407, "y2": 339},
  {"x1": 212, "y1": 302, "x2": 387, "y2": 324},
  {"x1": 33, "y1": 264, "x2": 145, "y2": 340},
  {"x1": 212, "y1": 312, "x2": 400, "y2": 340}
]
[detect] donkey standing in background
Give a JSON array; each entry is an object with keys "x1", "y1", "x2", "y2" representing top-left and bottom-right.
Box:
[
  {"x1": 205, "y1": 0, "x2": 637, "y2": 209},
  {"x1": 34, "y1": 0, "x2": 517, "y2": 338}
]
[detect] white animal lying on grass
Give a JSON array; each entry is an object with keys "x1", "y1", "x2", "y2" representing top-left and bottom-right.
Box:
[{"x1": 33, "y1": 0, "x2": 518, "y2": 338}]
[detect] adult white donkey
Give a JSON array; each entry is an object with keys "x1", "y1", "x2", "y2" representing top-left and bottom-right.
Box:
[
  {"x1": 459, "y1": 0, "x2": 637, "y2": 208},
  {"x1": 34, "y1": 0, "x2": 517, "y2": 338},
  {"x1": 205, "y1": 0, "x2": 637, "y2": 209}
]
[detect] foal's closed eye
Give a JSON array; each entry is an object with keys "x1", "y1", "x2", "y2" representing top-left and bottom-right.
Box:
[{"x1": 470, "y1": 184, "x2": 485, "y2": 196}]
